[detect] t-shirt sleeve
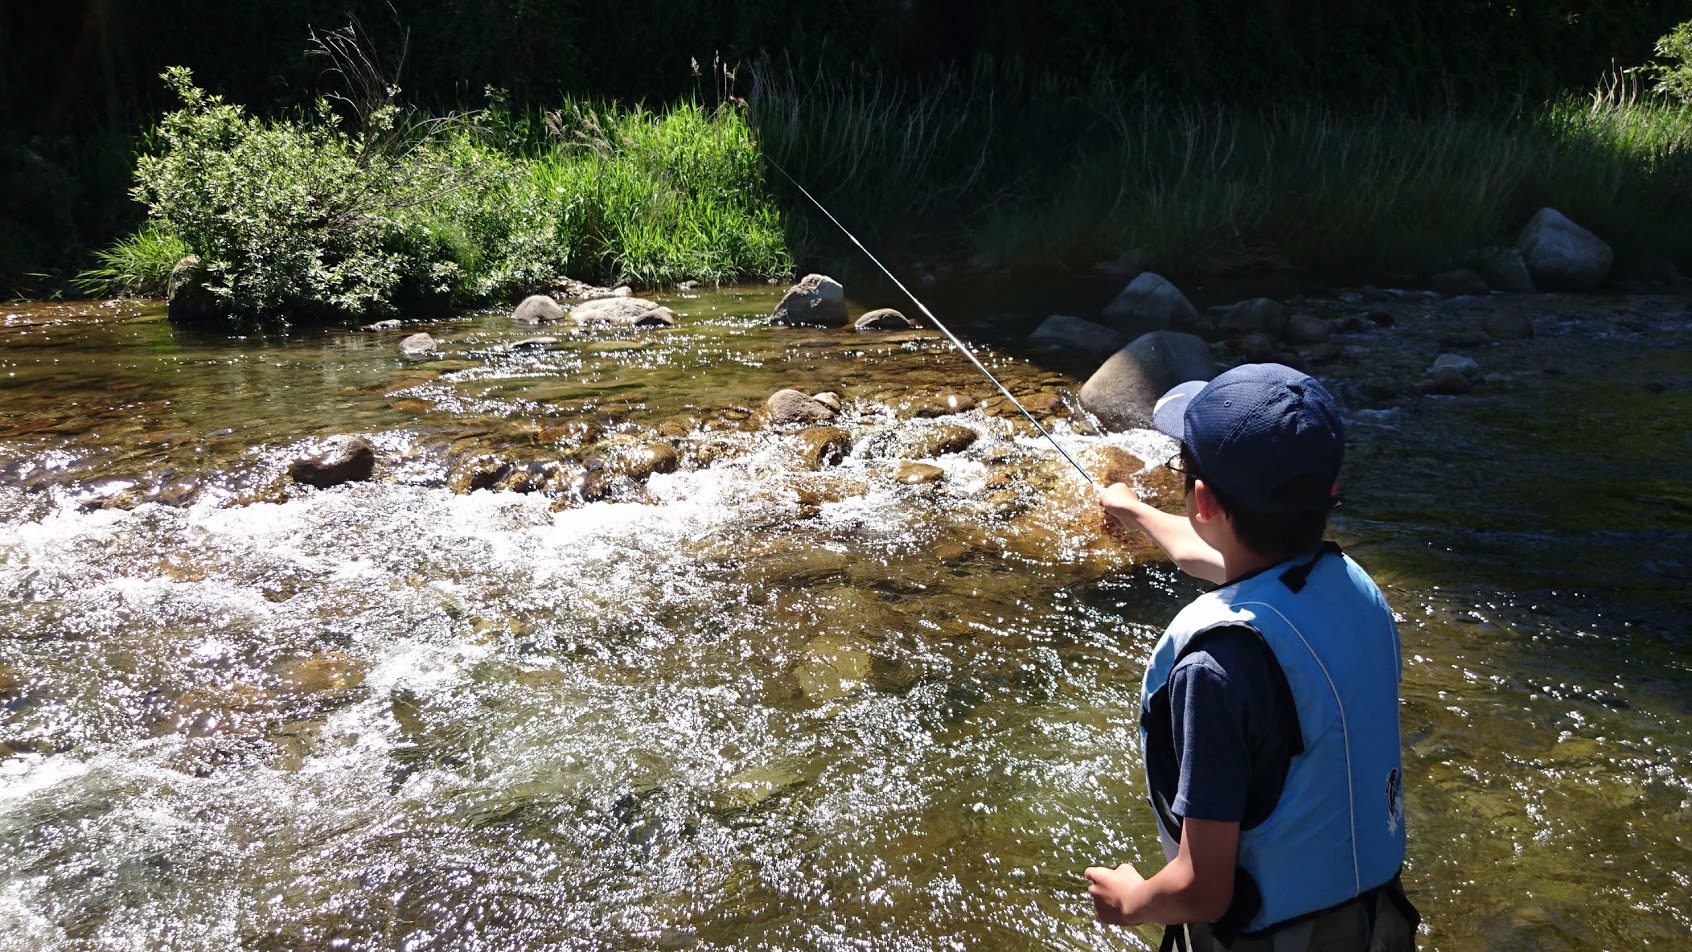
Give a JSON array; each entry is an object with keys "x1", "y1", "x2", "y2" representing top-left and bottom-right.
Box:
[{"x1": 1167, "y1": 624, "x2": 1276, "y2": 824}]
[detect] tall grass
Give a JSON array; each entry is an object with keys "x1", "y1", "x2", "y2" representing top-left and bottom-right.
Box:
[{"x1": 749, "y1": 63, "x2": 1692, "y2": 277}]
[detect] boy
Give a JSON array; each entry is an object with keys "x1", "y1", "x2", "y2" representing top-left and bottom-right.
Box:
[{"x1": 1089, "y1": 363, "x2": 1417, "y2": 951}]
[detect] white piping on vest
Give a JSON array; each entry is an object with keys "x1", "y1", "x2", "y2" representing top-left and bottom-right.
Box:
[{"x1": 1235, "y1": 598, "x2": 1363, "y2": 897}]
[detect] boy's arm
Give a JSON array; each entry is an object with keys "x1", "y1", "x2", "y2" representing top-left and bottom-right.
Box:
[
  {"x1": 1085, "y1": 817, "x2": 1240, "y2": 925},
  {"x1": 1099, "y1": 482, "x2": 1226, "y2": 584}
]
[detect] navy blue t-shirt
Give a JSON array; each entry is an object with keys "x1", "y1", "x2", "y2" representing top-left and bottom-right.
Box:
[{"x1": 1167, "y1": 623, "x2": 1301, "y2": 829}]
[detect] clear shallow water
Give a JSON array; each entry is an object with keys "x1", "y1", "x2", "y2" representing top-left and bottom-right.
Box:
[{"x1": 1, "y1": 288, "x2": 1690, "y2": 950}]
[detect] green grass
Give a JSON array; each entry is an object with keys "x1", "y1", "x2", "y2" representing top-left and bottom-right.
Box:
[
  {"x1": 69, "y1": 222, "x2": 189, "y2": 297},
  {"x1": 749, "y1": 64, "x2": 1692, "y2": 278}
]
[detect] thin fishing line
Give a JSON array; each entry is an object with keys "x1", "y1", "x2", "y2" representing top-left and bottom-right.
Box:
[{"x1": 767, "y1": 159, "x2": 1096, "y2": 487}]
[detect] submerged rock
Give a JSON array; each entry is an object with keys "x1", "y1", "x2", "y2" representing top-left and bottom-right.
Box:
[
  {"x1": 511, "y1": 294, "x2": 565, "y2": 324},
  {"x1": 1029, "y1": 314, "x2": 1127, "y2": 357},
  {"x1": 1078, "y1": 331, "x2": 1216, "y2": 431},
  {"x1": 772, "y1": 274, "x2": 850, "y2": 327},
  {"x1": 289, "y1": 435, "x2": 376, "y2": 488},
  {"x1": 1100, "y1": 272, "x2": 1198, "y2": 337},
  {"x1": 894, "y1": 461, "x2": 945, "y2": 484},
  {"x1": 399, "y1": 332, "x2": 439, "y2": 357},
  {"x1": 1516, "y1": 208, "x2": 1613, "y2": 290},
  {"x1": 796, "y1": 427, "x2": 854, "y2": 469}
]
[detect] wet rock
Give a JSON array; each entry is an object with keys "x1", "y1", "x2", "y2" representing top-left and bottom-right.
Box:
[
  {"x1": 276, "y1": 651, "x2": 367, "y2": 696},
  {"x1": 1478, "y1": 247, "x2": 1536, "y2": 293},
  {"x1": 795, "y1": 634, "x2": 874, "y2": 702},
  {"x1": 1283, "y1": 313, "x2": 1333, "y2": 344},
  {"x1": 289, "y1": 435, "x2": 376, "y2": 488},
  {"x1": 1430, "y1": 269, "x2": 1490, "y2": 296},
  {"x1": 166, "y1": 255, "x2": 221, "y2": 325},
  {"x1": 1425, "y1": 368, "x2": 1473, "y2": 395},
  {"x1": 1239, "y1": 332, "x2": 1279, "y2": 363},
  {"x1": 796, "y1": 427, "x2": 854, "y2": 469},
  {"x1": 1079, "y1": 445, "x2": 1146, "y2": 487},
  {"x1": 399, "y1": 332, "x2": 439, "y2": 357},
  {"x1": 1078, "y1": 331, "x2": 1216, "y2": 431},
  {"x1": 855, "y1": 308, "x2": 915, "y2": 330},
  {"x1": 765, "y1": 389, "x2": 837, "y2": 426},
  {"x1": 511, "y1": 294, "x2": 565, "y2": 324},
  {"x1": 1516, "y1": 207, "x2": 1613, "y2": 290},
  {"x1": 1100, "y1": 272, "x2": 1198, "y2": 337},
  {"x1": 1219, "y1": 298, "x2": 1287, "y2": 336},
  {"x1": 1483, "y1": 307, "x2": 1535, "y2": 340},
  {"x1": 362, "y1": 319, "x2": 402, "y2": 331},
  {"x1": 771, "y1": 274, "x2": 849, "y2": 328},
  {"x1": 622, "y1": 443, "x2": 679, "y2": 481},
  {"x1": 1029, "y1": 314, "x2": 1128, "y2": 356},
  {"x1": 506, "y1": 335, "x2": 559, "y2": 350},
  {"x1": 895, "y1": 461, "x2": 945, "y2": 484},
  {"x1": 902, "y1": 423, "x2": 979, "y2": 459},
  {"x1": 571, "y1": 297, "x2": 671, "y2": 326},
  {"x1": 447, "y1": 455, "x2": 513, "y2": 493},
  {"x1": 1432, "y1": 353, "x2": 1480, "y2": 377},
  {"x1": 908, "y1": 393, "x2": 977, "y2": 418},
  {"x1": 811, "y1": 392, "x2": 842, "y2": 413}
]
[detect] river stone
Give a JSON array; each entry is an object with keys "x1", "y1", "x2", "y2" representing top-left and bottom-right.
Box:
[
  {"x1": 903, "y1": 423, "x2": 978, "y2": 458},
  {"x1": 1079, "y1": 445, "x2": 1146, "y2": 487},
  {"x1": 448, "y1": 455, "x2": 512, "y2": 493},
  {"x1": 362, "y1": 319, "x2": 402, "y2": 331},
  {"x1": 511, "y1": 294, "x2": 565, "y2": 324},
  {"x1": 796, "y1": 634, "x2": 874, "y2": 702},
  {"x1": 1425, "y1": 367, "x2": 1473, "y2": 395},
  {"x1": 399, "y1": 332, "x2": 438, "y2": 357},
  {"x1": 1078, "y1": 331, "x2": 1216, "y2": 432},
  {"x1": 166, "y1": 255, "x2": 221, "y2": 325},
  {"x1": 1219, "y1": 298, "x2": 1286, "y2": 336},
  {"x1": 1100, "y1": 272, "x2": 1199, "y2": 337},
  {"x1": 855, "y1": 308, "x2": 915, "y2": 330},
  {"x1": 507, "y1": 335, "x2": 559, "y2": 350},
  {"x1": 289, "y1": 435, "x2": 376, "y2": 488},
  {"x1": 1484, "y1": 307, "x2": 1534, "y2": 340},
  {"x1": 1283, "y1": 313, "x2": 1333, "y2": 344},
  {"x1": 771, "y1": 274, "x2": 849, "y2": 327},
  {"x1": 1432, "y1": 353, "x2": 1480, "y2": 378},
  {"x1": 1029, "y1": 314, "x2": 1128, "y2": 356},
  {"x1": 796, "y1": 427, "x2": 853, "y2": 469},
  {"x1": 909, "y1": 393, "x2": 977, "y2": 418},
  {"x1": 812, "y1": 392, "x2": 842, "y2": 412},
  {"x1": 766, "y1": 389, "x2": 837, "y2": 426},
  {"x1": 1516, "y1": 207, "x2": 1613, "y2": 290},
  {"x1": 571, "y1": 297, "x2": 670, "y2": 326},
  {"x1": 1239, "y1": 332, "x2": 1279, "y2": 362},
  {"x1": 622, "y1": 443, "x2": 679, "y2": 481},
  {"x1": 895, "y1": 461, "x2": 945, "y2": 484},
  {"x1": 1478, "y1": 247, "x2": 1536, "y2": 293},
  {"x1": 1430, "y1": 268, "x2": 1490, "y2": 296}
]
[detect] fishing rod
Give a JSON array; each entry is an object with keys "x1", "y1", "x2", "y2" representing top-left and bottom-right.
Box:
[{"x1": 767, "y1": 160, "x2": 1096, "y2": 488}]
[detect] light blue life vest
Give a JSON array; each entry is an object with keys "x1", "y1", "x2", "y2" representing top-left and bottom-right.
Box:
[{"x1": 1139, "y1": 545, "x2": 1407, "y2": 935}]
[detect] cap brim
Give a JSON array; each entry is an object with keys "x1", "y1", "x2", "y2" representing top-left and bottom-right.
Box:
[{"x1": 1151, "y1": 380, "x2": 1210, "y2": 440}]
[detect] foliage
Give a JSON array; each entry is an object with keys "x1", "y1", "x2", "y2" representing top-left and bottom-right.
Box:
[
  {"x1": 69, "y1": 223, "x2": 188, "y2": 297},
  {"x1": 1650, "y1": 20, "x2": 1692, "y2": 101}
]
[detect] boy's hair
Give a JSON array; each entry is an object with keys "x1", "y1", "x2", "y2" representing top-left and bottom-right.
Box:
[{"x1": 1182, "y1": 445, "x2": 1330, "y2": 559}]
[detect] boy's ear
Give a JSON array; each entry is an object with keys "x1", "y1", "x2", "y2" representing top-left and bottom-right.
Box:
[{"x1": 1191, "y1": 479, "x2": 1222, "y2": 523}]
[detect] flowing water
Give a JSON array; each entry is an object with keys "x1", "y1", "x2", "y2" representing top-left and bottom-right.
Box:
[{"x1": 1, "y1": 285, "x2": 1689, "y2": 951}]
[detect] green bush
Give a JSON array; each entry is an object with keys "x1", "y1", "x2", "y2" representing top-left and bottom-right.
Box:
[{"x1": 1652, "y1": 20, "x2": 1692, "y2": 101}]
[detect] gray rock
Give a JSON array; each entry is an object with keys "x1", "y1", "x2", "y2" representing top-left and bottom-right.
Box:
[
  {"x1": 362, "y1": 319, "x2": 402, "y2": 331},
  {"x1": 1425, "y1": 367, "x2": 1474, "y2": 395},
  {"x1": 166, "y1": 255, "x2": 221, "y2": 325},
  {"x1": 1283, "y1": 314, "x2": 1333, "y2": 344},
  {"x1": 772, "y1": 274, "x2": 850, "y2": 327},
  {"x1": 1429, "y1": 269, "x2": 1490, "y2": 297},
  {"x1": 1100, "y1": 272, "x2": 1198, "y2": 337},
  {"x1": 766, "y1": 389, "x2": 837, "y2": 425},
  {"x1": 812, "y1": 392, "x2": 842, "y2": 412},
  {"x1": 855, "y1": 308, "x2": 915, "y2": 330},
  {"x1": 571, "y1": 297, "x2": 668, "y2": 326},
  {"x1": 289, "y1": 436, "x2": 376, "y2": 488},
  {"x1": 1219, "y1": 298, "x2": 1287, "y2": 335},
  {"x1": 399, "y1": 332, "x2": 439, "y2": 357},
  {"x1": 634, "y1": 305, "x2": 677, "y2": 327},
  {"x1": 1478, "y1": 247, "x2": 1535, "y2": 293},
  {"x1": 1078, "y1": 331, "x2": 1217, "y2": 431},
  {"x1": 1029, "y1": 314, "x2": 1128, "y2": 356},
  {"x1": 511, "y1": 294, "x2": 565, "y2": 324},
  {"x1": 1431, "y1": 353, "x2": 1480, "y2": 377},
  {"x1": 507, "y1": 336, "x2": 559, "y2": 350},
  {"x1": 1483, "y1": 308, "x2": 1534, "y2": 340},
  {"x1": 1515, "y1": 208, "x2": 1613, "y2": 290}
]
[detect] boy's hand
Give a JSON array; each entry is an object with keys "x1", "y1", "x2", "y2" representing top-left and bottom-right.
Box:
[
  {"x1": 1084, "y1": 862, "x2": 1146, "y2": 925},
  {"x1": 1098, "y1": 482, "x2": 1140, "y2": 525}
]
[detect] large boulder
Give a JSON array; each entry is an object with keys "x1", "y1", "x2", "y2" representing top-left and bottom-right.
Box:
[
  {"x1": 771, "y1": 274, "x2": 849, "y2": 327},
  {"x1": 289, "y1": 436, "x2": 376, "y2": 488},
  {"x1": 1029, "y1": 314, "x2": 1128, "y2": 357},
  {"x1": 511, "y1": 294, "x2": 565, "y2": 324},
  {"x1": 1079, "y1": 331, "x2": 1216, "y2": 432},
  {"x1": 1099, "y1": 272, "x2": 1198, "y2": 337},
  {"x1": 1515, "y1": 208, "x2": 1613, "y2": 290},
  {"x1": 570, "y1": 297, "x2": 674, "y2": 326}
]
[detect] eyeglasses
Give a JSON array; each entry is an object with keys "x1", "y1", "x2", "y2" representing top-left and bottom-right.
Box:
[{"x1": 1165, "y1": 451, "x2": 1196, "y2": 477}]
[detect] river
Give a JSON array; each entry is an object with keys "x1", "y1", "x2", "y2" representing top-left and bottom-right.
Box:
[{"x1": 1, "y1": 283, "x2": 1689, "y2": 950}]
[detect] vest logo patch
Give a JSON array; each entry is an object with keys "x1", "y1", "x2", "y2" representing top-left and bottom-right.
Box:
[{"x1": 1385, "y1": 767, "x2": 1404, "y2": 835}]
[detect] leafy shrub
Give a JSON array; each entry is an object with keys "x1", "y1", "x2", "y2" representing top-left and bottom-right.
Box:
[{"x1": 1652, "y1": 20, "x2": 1692, "y2": 101}]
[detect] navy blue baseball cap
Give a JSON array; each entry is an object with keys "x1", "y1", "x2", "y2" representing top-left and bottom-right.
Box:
[{"x1": 1151, "y1": 363, "x2": 1344, "y2": 513}]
